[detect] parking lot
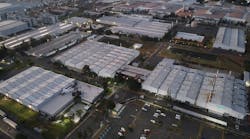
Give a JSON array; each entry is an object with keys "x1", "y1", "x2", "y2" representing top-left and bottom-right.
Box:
[
  {"x1": 106, "y1": 100, "x2": 249, "y2": 139},
  {"x1": 0, "y1": 131, "x2": 10, "y2": 139}
]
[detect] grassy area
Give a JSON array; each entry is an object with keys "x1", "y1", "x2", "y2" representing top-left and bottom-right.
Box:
[
  {"x1": 0, "y1": 96, "x2": 75, "y2": 139},
  {"x1": 160, "y1": 49, "x2": 244, "y2": 72},
  {"x1": 99, "y1": 36, "x2": 134, "y2": 48},
  {"x1": 0, "y1": 96, "x2": 39, "y2": 125},
  {"x1": 245, "y1": 61, "x2": 250, "y2": 72},
  {"x1": 42, "y1": 118, "x2": 74, "y2": 139}
]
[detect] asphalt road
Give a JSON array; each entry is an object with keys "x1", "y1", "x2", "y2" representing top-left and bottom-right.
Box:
[
  {"x1": 105, "y1": 100, "x2": 249, "y2": 139},
  {"x1": 0, "y1": 131, "x2": 11, "y2": 139}
]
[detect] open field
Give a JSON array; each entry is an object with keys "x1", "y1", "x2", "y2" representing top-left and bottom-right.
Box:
[{"x1": 160, "y1": 45, "x2": 245, "y2": 73}]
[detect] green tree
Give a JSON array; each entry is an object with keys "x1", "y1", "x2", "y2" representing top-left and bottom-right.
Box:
[
  {"x1": 127, "y1": 78, "x2": 141, "y2": 91},
  {"x1": 15, "y1": 133, "x2": 28, "y2": 139},
  {"x1": 106, "y1": 100, "x2": 115, "y2": 110}
]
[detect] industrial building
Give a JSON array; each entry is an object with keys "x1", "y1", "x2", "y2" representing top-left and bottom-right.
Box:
[
  {"x1": 0, "y1": 3, "x2": 16, "y2": 13},
  {"x1": 192, "y1": 7, "x2": 227, "y2": 24},
  {"x1": 117, "y1": 65, "x2": 151, "y2": 81},
  {"x1": 142, "y1": 59, "x2": 248, "y2": 119},
  {"x1": 0, "y1": 3, "x2": 20, "y2": 20},
  {"x1": 213, "y1": 27, "x2": 246, "y2": 53},
  {"x1": 77, "y1": 81, "x2": 104, "y2": 105},
  {"x1": 174, "y1": 32, "x2": 205, "y2": 43},
  {"x1": 0, "y1": 22, "x2": 76, "y2": 50},
  {"x1": 0, "y1": 66, "x2": 103, "y2": 117},
  {"x1": 97, "y1": 15, "x2": 172, "y2": 39},
  {"x1": 0, "y1": 20, "x2": 29, "y2": 36},
  {"x1": 53, "y1": 40, "x2": 140, "y2": 78},
  {"x1": 26, "y1": 32, "x2": 87, "y2": 57}
]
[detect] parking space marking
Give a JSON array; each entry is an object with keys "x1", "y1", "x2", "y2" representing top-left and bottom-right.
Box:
[
  {"x1": 221, "y1": 130, "x2": 225, "y2": 139},
  {"x1": 197, "y1": 124, "x2": 204, "y2": 139}
]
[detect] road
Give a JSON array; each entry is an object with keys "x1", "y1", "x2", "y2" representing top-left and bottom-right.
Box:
[
  {"x1": 0, "y1": 119, "x2": 17, "y2": 139},
  {"x1": 0, "y1": 131, "x2": 10, "y2": 139},
  {"x1": 143, "y1": 42, "x2": 166, "y2": 67}
]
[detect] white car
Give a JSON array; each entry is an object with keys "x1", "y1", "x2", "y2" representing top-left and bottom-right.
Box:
[
  {"x1": 160, "y1": 113, "x2": 166, "y2": 117},
  {"x1": 144, "y1": 103, "x2": 150, "y2": 107},
  {"x1": 175, "y1": 114, "x2": 181, "y2": 120},
  {"x1": 120, "y1": 127, "x2": 126, "y2": 132},
  {"x1": 141, "y1": 107, "x2": 148, "y2": 112},
  {"x1": 235, "y1": 125, "x2": 239, "y2": 130},
  {"x1": 118, "y1": 131, "x2": 123, "y2": 136},
  {"x1": 156, "y1": 109, "x2": 161, "y2": 113},
  {"x1": 140, "y1": 95, "x2": 145, "y2": 99},
  {"x1": 153, "y1": 113, "x2": 159, "y2": 118},
  {"x1": 140, "y1": 135, "x2": 146, "y2": 139},
  {"x1": 171, "y1": 123, "x2": 178, "y2": 127},
  {"x1": 150, "y1": 119, "x2": 156, "y2": 124}
]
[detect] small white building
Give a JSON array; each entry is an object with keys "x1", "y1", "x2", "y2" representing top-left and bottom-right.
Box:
[{"x1": 174, "y1": 32, "x2": 204, "y2": 43}]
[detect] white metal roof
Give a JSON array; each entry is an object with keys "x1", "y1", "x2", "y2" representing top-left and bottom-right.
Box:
[
  {"x1": 213, "y1": 27, "x2": 246, "y2": 53},
  {"x1": 54, "y1": 40, "x2": 139, "y2": 78},
  {"x1": 0, "y1": 22, "x2": 76, "y2": 49},
  {"x1": 0, "y1": 66, "x2": 75, "y2": 116},
  {"x1": 175, "y1": 32, "x2": 205, "y2": 42},
  {"x1": 142, "y1": 58, "x2": 248, "y2": 119},
  {"x1": 97, "y1": 15, "x2": 172, "y2": 39},
  {"x1": 77, "y1": 81, "x2": 104, "y2": 104}
]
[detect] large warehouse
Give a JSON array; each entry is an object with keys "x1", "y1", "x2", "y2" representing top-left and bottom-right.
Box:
[
  {"x1": 97, "y1": 15, "x2": 172, "y2": 39},
  {"x1": 26, "y1": 32, "x2": 86, "y2": 57},
  {"x1": 0, "y1": 66, "x2": 103, "y2": 117},
  {"x1": 0, "y1": 20, "x2": 29, "y2": 36},
  {"x1": 213, "y1": 27, "x2": 246, "y2": 53},
  {"x1": 0, "y1": 22, "x2": 76, "y2": 49},
  {"x1": 142, "y1": 59, "x2": 248, "y2": 119},
  {"x1": 54, "y1": 40, "x2": 140, "y2": 78}
]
